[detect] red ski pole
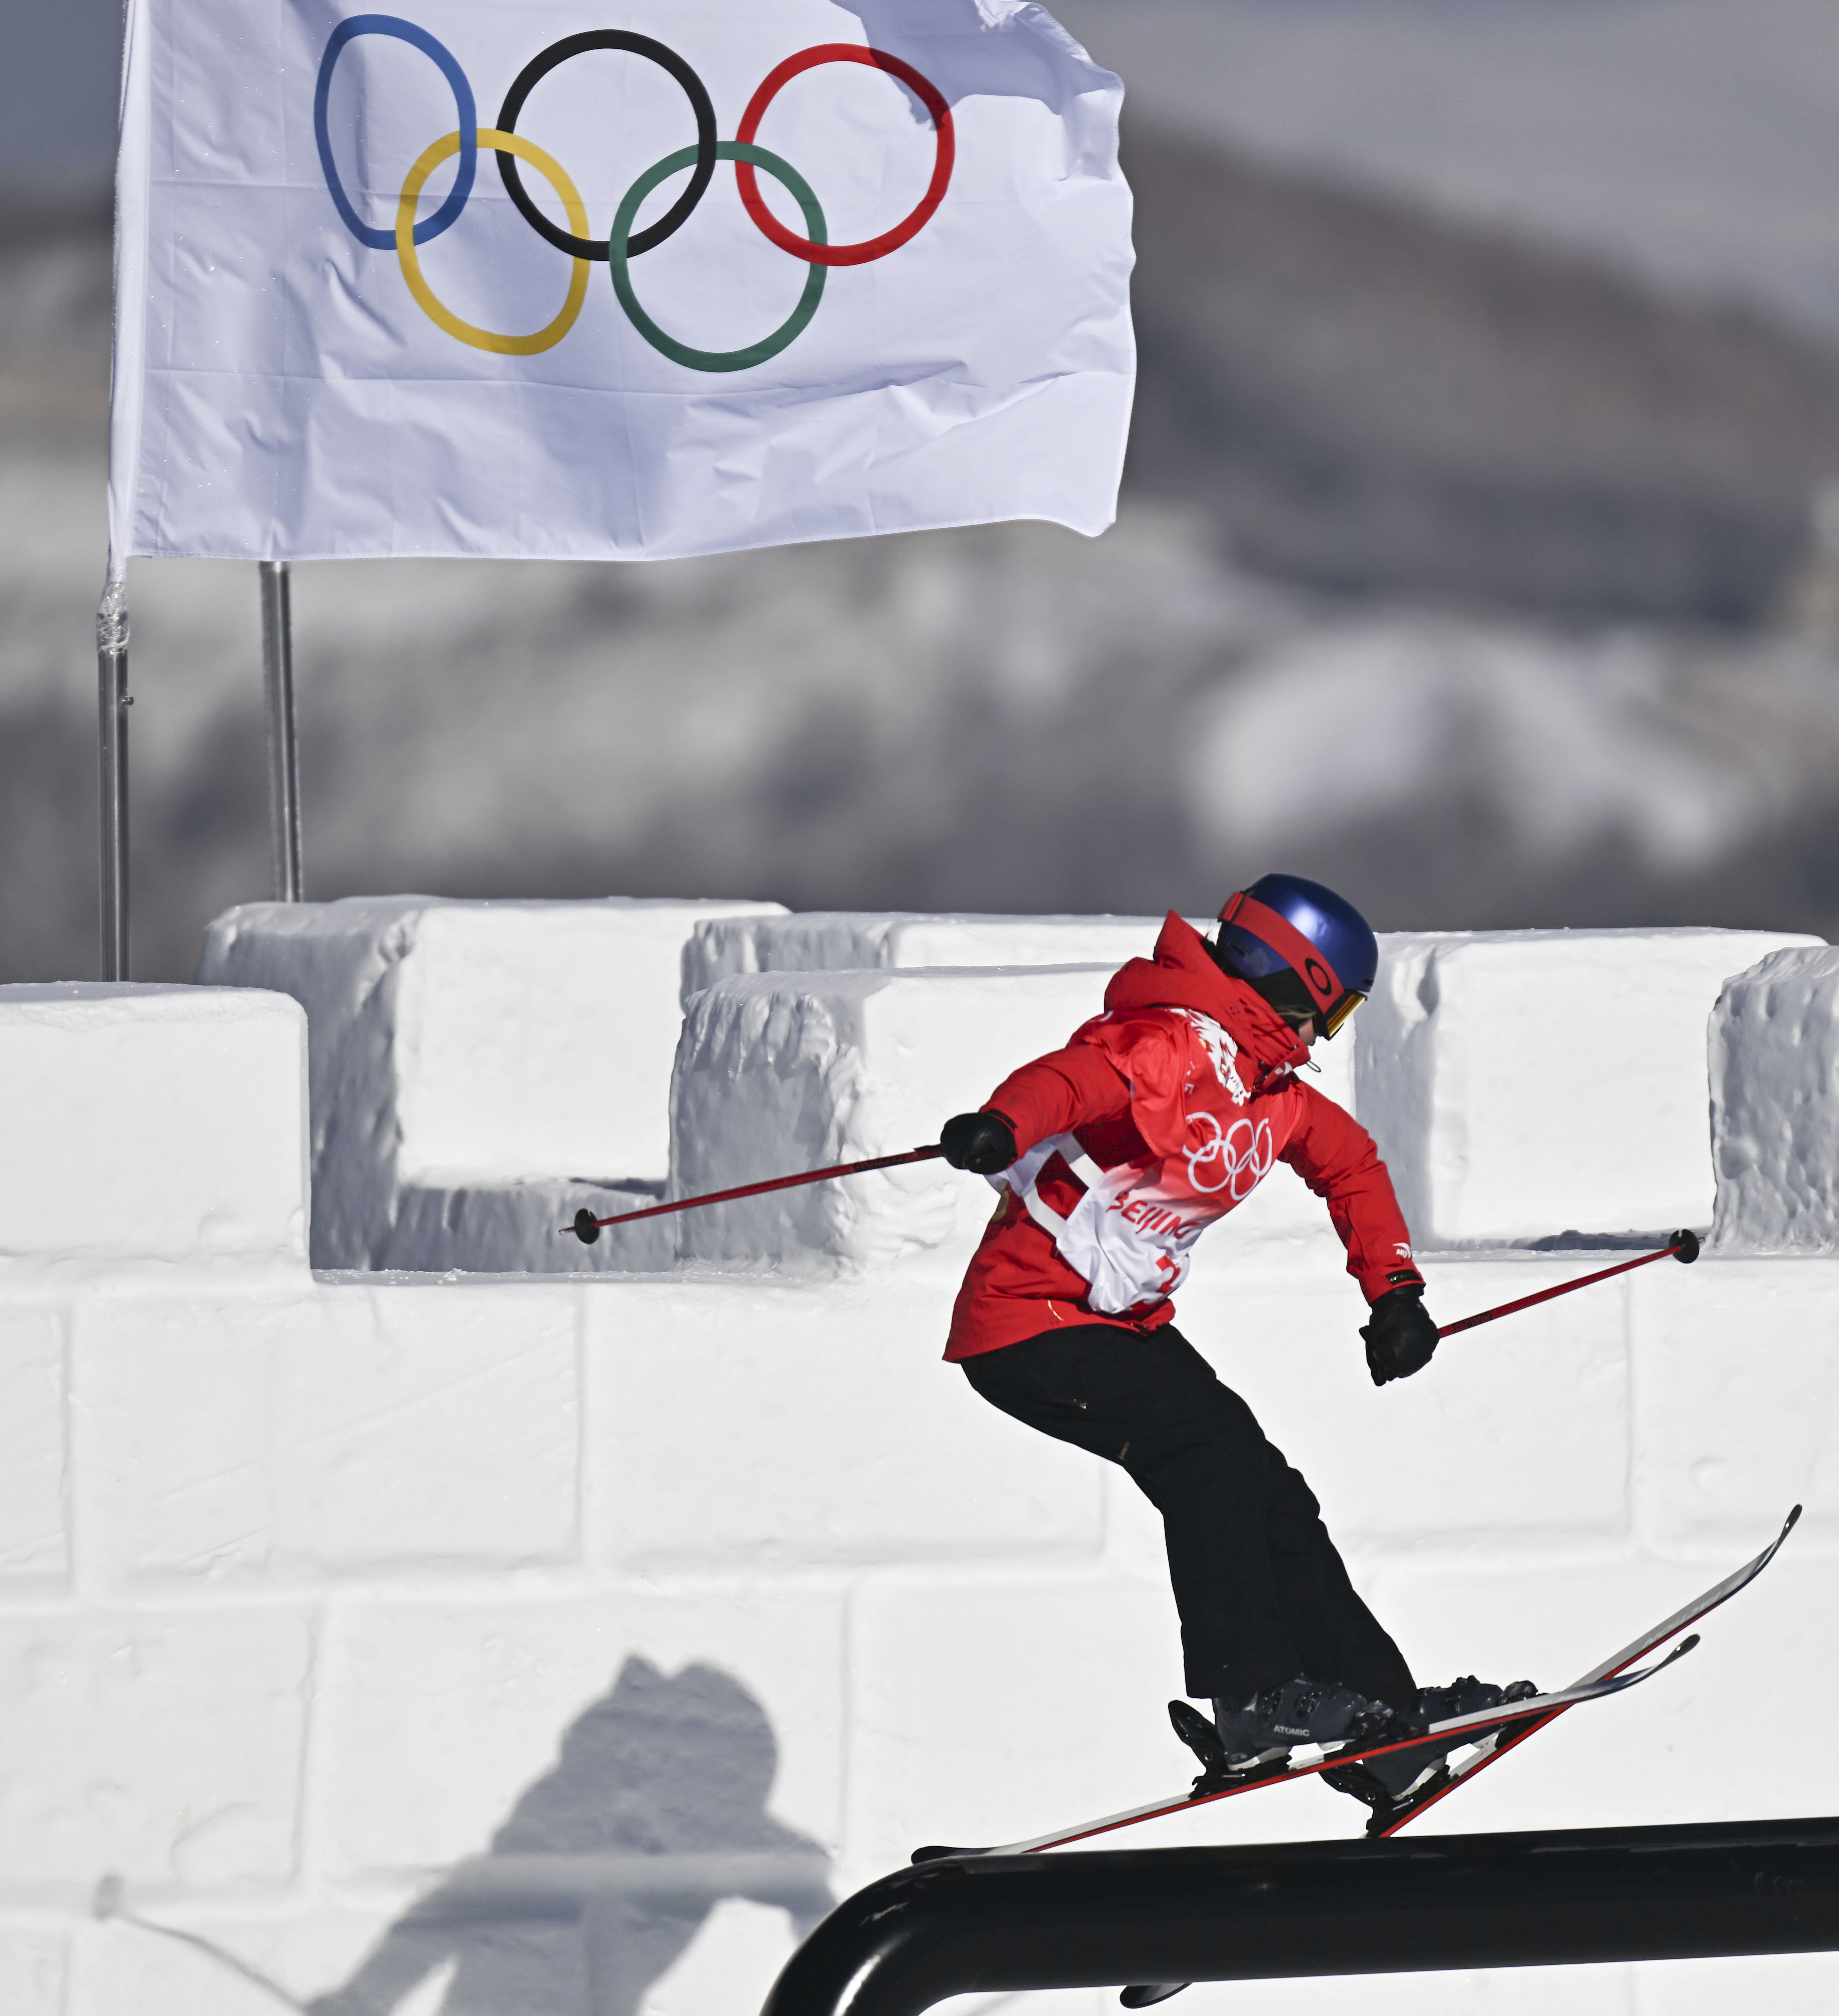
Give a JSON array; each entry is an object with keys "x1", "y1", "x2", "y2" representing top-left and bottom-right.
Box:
[
  {"x1": 1437, "y1": 1229, "x2": 1700, "y2": 1339},
  {"x1": 565, "y1": 1145, "x2": 944, "y2": 1244}
]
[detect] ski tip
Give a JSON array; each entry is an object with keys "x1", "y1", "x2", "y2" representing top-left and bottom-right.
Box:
[
  {"x1": 911, "y1": 1845, "x2": 980, "y2": 1864},
  {"x1": 1668, "y1": 1228, "x2": 1701, "y2": 1264},
  {"x1": 571, "y1": 1208, "x2": 602, "y2": 1246},
  {"x1": 1787, "y1": 1504, "x2": 1804, "y2": 1532},
  {"x1": 1679, "y1": 1633, "x2": 1701, "y2": 1654}
]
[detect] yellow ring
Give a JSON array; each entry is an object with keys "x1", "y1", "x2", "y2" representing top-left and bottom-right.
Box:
[{"x1": 396, "y1": 129, "x2": 591, "y2": 355}]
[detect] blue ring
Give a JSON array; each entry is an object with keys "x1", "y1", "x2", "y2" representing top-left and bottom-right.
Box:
[{"x1": 314, "y1": 15, "x2": 477, "y2": 251}]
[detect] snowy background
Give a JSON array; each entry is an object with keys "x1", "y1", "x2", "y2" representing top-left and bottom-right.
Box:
[
  {"x1": 10, "y1": 0, "x2": 1839, "y2": 980},
  {"x1": 6, "y1": 915, "x2": 1839, "y2": 2016}
]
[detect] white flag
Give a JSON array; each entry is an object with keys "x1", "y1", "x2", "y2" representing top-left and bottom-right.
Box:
[{"x1": 107, "y1": 0, "x2": 1134, "y2": 564}]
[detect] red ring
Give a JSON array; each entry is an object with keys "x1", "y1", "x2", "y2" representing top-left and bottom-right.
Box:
[{"x1": 734, "y1": 44, "x2": 954, "y2": 268}]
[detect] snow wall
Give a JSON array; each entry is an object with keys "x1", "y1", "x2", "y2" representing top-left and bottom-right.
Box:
[{"x1": 6, "y1": 907, "x2": 1839, "y2": 2016}]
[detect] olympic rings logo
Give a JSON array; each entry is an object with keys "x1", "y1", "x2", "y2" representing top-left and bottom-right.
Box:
[
  {"x1": 1182, "y1": 1113, "x2": 1274, "y2": 1201},
  {"x1": 312, "y1": 16, "x2": 955, "y2": 372}
]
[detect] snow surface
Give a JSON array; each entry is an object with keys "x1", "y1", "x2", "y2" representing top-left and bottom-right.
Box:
[
  {"x1": 681, "y1": 912, "x2": 1215, "y2": 997},
  {"x1": 7, "y1": 914, "x2": 1839, "y2": 2016},
  {"x1": 196, "y1": 895, "x2": 781, "y2": 1272},
  {"x1": 1712, "y1": 943, "x2": 1839, "y2": 1252},
  {"x1": 0, "y1": 982, "x2": 307, "y2": 1276},
  {"x1": 1358, "y1": 926, "x2": 1820, "y2": 1248}
]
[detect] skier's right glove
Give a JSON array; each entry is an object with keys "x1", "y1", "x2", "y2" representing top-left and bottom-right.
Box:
[
  {"x1": 940, "y1": 1109, "x2": 1019, "y2": 1174},
  {"x1": 1362, "y1": 1285, "x2": 1439, "y2": 1386}
]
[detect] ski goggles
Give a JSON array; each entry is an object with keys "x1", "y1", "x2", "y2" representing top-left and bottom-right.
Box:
[{"x1": 1319, "y1": 989, "x2": 1367, "y2": 1040}]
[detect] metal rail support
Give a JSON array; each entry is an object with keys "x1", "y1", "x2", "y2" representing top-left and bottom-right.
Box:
[
  {"x1": 96, "y1": 576, "x2": 131, "y2": 979},
  {"x1": 259, "y1": 559, "x2": 303, "y2": 901},
  {"x1": 761, "y1": 1818, "x2": 1839, "y2": 2016}
]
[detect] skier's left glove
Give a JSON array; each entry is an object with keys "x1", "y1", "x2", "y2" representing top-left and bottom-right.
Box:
[{"x1": 1362, "y1": 1285, "x2": 1438, "y2": 1386}]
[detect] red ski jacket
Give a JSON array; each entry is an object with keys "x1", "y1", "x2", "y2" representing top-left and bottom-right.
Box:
[{"x1": 944, "y1": 914, "x2": 1423, "y2": 1360}]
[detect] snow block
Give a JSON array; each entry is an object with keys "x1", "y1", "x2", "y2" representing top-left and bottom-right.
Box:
[
  {"x1": 80, "y1": 1283, "x2": 582, "y2": 1588},
  {"x1": 846, "y1": 1572, "x2": 1182, "y2": 1875},
  {"x1": 668, "y1": 965, "x2": 1113, "y2": 1270},
  {"x1": 0, "y1": 1609, "x2": 312, "y2": 1900},
  {"x1": 71, "y1": 1898, "x2": 820, "y2": 2016},
  {"x1": 197, "y1": 897, "x2": 780, "y2": 1271},
  {"x1": 389, "y1": 1175, "x2": 671, "y2": 1277},
  {"x1": 1356, "y1": 928, "x2": 1819, "y2": 1248},
  {"x1": 72, "y1": 1916, "x2": 352, "y2": 2016},
  {"x1": 1709, "y1": 944, "x2": 1839, "y2": 1251},
  {"x1": 0, "y1": 984, "x2": 307, "y2": 1274},
  {"x1": 0, "y1": 1929, "x2": 64, "y2": 2016},
  {"x1": 1640, "y1": 1950, "x2": 1839, "y2": 2016},
  {"x1": 0, "y1": 1311, "x2": 66, "y2": 1584},
  {"x1": 681, "y1": 911, "x2": 1210, "y2": 999},
  {"x1": 1631, "y1": 1256, "x2": 1839, "y2": 1555},
  {"x1": 584, "y1": 1279, "x2": 1104, "y2": 1572},
  {"x1": 316, "y1": 1591, "x2": 845, "y2": 1877},
  {"x1": 1166, "y1": 1258, "x2": 1632, "y2": 1553}
]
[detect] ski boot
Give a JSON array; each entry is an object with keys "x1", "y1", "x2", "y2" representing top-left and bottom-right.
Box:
[
  {"x1": 1142, "y1": 1681, "x2": 1409, "y2": 2015},
  {"x1": 1322, "y1": 1673, "x2": 1537, "y2": 1827},
  {"x1": 1215, "y1": 1675, "x2": 1403, "y2": 1762},
  {"x1": 1169, "y1": 1677, "x2": 1403, "y2": 1791}
]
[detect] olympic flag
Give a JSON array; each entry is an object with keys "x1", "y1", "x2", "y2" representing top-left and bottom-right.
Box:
[{"x1": 106, "y1": 0, "x2": 1135, "y2": 564}]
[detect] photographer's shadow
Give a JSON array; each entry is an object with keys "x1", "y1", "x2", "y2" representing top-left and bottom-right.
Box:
[{"x1": 311, "y1": 1656, "x2": 833, "y2": 2016}]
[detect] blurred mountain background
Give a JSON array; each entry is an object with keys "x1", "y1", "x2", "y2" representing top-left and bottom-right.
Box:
[{"x1": 6, "y1": 0, "x2": 1839, "y2": 981}]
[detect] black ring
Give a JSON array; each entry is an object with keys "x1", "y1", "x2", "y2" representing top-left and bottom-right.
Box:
[{"x1": 495, "y1": 32, "x2": 717, "y2": 261}]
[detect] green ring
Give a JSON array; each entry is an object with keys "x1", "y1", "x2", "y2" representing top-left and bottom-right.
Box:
[{"x1": 610, "y1": 140, "x2": 827, "y2": 373}]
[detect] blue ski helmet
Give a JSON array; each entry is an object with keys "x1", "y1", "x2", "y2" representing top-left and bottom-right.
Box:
[{"x1": 1213, "y1": 873, "x2": 1377, "y2": 1038}]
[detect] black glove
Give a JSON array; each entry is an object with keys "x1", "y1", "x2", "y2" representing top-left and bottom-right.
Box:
[
  {"x1": 1362, "y1": 1285, "x2": 1438, "y2": 1386},
  {"x1": 939, "y1": 1109, "x2": 1018, "y2": 1174}
]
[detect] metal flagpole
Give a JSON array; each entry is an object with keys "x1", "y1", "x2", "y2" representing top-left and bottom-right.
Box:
[
  {"x1": 259, "y1": 560, "x2": 303, "y2": 901},
  {"x1": 96, "y1": 574, "x2": 131, "y2": 979}
]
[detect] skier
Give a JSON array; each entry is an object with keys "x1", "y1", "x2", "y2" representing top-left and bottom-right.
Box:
[{"x1": 936, "y1": 874, "x2": 1528, "y2": 1817}]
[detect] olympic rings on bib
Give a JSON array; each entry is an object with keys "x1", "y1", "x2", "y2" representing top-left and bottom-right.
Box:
[
  {"x1": 735, "y1": 45, "x2": 953, "y2": 268},
  {"x1": 397, "y1": 130, "x2": 591, "y2": 356},
  {"x1": 314, "y1": 15, "x2": 955, "y2": 371},
  {"x1": 494, "y1": 32, "x2": 717, "y2": 262},
  {"x1": 610, "y1": 143, "x2": 826, "y2": 373}
]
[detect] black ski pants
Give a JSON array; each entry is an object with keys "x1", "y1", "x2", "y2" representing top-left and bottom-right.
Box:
[{"x1": 962, "y1": 1322, "x2": 1417, "y2": 1709}]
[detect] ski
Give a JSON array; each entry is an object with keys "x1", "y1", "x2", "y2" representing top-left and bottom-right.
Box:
[
  {"x1": 910, "y1": 1506, "x2": 1798, "y2": 1864},
  {"x1": 1370, "y1": 1502, "x2": 1802, "y2": 1838},
  {"x1": 912, "y1": 1637, "x2": 1697, "y2": 1861}
]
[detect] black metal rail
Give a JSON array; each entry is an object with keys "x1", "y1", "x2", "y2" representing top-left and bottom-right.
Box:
[{"x1": 761, "y1": 1818, "x2": 1839, "y2": 2016}]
